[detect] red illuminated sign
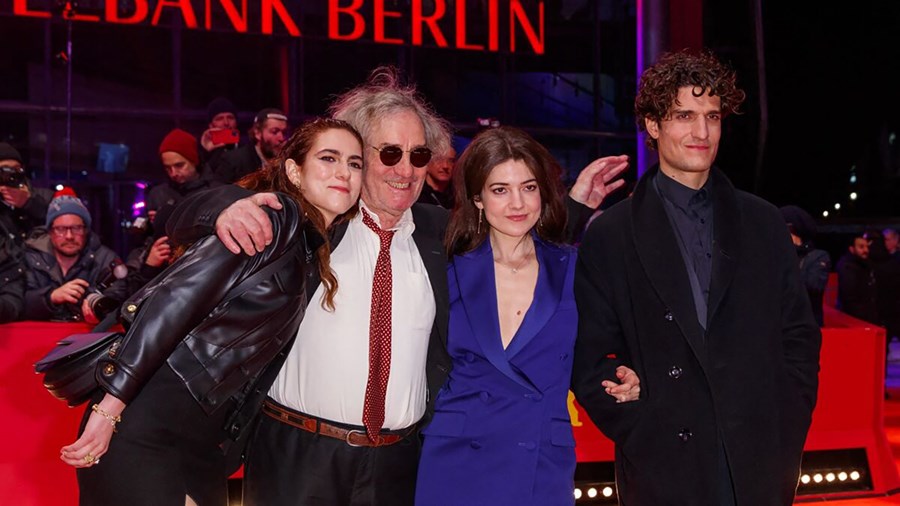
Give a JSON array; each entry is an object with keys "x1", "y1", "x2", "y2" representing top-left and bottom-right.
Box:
[{"x1": 10, "y1": 0, "x2": 545, "y2": 55}]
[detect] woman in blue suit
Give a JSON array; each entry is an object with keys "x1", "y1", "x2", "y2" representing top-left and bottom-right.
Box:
[{"x1": 416, "y1": 127, "x2": 640, "y2": 506}]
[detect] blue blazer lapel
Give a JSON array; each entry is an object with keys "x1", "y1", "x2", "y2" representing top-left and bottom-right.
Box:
[
  {"x1": 505, "y1": 238, "x2": 567, "y2": 359},
  {"x1": 454, "y1": 240, "x2": 535, "y2": 391}
]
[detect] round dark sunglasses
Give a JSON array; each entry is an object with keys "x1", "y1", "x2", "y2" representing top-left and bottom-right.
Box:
[{"x1": 370, "y1": 145, "x2": 432, "y2": 168}]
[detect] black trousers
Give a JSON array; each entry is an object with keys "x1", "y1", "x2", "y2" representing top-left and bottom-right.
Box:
[
  {"x1": 243, "y1": 400, "x2": 421, "y2": 506},
  {"x1": 77, "y1": 365, "x2": 234, "y2": 506}
]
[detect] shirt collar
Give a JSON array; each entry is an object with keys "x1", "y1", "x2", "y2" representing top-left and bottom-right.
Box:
[
  {"x1": 357, "y1": 199, "x2": 416, "y2": 241},
  {"x1": 655, "y1": 169, "x2": 712, "y2": 212}
]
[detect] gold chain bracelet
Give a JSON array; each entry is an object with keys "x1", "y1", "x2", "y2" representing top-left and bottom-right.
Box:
[{"x1": 91, "y1": 403, "x2": 122, "y2": 430}]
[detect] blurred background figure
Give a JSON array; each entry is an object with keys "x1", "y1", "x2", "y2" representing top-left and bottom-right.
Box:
[
  {"x1": 147, "y1": 129, "x2": 221, "y2": 222},
  {"x1": 199, "y1": 96, "x2": 240, "y2": 168},
  {"x1": 22, "y1": 192, "x2": 122, "y2": 322},
  {"x1": 837, "y1": 233, "x2": 879, "y2": 324},
  {"x1": 0, "y1": 142, "x2": 54, "y2": 244},
  {"x1": 416, "y1": 145, "x2": 456, "y2": 208},
  {"x1": 210, "y1": 108, "x2": 288, "y2": 183},
  {"x1": 0, "y1": 226, "x2": 25, "y2": 323},
  {"x1": 780, "y1": 205, "x2": 832, "y2": 327}
]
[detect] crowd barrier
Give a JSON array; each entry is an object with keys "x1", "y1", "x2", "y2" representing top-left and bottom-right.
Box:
[{"x1": 2, "y1": 303, "x2": 898, "y2": 504}]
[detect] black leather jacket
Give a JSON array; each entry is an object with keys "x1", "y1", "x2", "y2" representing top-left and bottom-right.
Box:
[{"x1": 96, "y1": 195, "x2": 322, "y2": 417}]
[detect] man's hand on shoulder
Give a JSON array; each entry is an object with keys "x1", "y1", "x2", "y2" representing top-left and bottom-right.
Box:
[{"x1": 216, "y1": 192, "x2": 283, "y2": 256}]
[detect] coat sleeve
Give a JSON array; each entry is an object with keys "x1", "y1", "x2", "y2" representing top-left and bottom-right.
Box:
[
  {"x1": 165, "y1": 184, "x2": 255, "y2": 246},
  {"x1": 571, "y1": 220, "x2": 644, "y2": 444},
  {"x1": 97, "y1": 195, "x2": 301, "y2": 405},
  {"x1": 775, "y1": 223, "x2": 822, "y2": 417}
]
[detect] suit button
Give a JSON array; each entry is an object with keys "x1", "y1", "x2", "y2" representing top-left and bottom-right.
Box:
[
  {"x1": 677, "y1": 428, "x2": 692, "y2": 442},
  {"x1": 668, "y1": 366, "x2": 683, "y2": 379},
  {"x1": 465, "y1": 352, "x2": 476, "y2": 363},
  {"x1": 518, "y1": 441, "x2": 537, "y2": 450},
  {"x1": 470, "y1": 441, "x2": 482, "y2": 449},
  {"x1": 664, "y1": 310, "x2": 674, "y2": 322},
  {"x1": 479, "y1": 391, "x2": 491, "y2": 403}
]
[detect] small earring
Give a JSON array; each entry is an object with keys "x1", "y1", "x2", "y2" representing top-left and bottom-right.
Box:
[
  {"x1": 539, "y1": 213, "x2": 543, "y2": 228},
  {"x1": 477, "y1": 209, "x2": 483, "y2": 234}
]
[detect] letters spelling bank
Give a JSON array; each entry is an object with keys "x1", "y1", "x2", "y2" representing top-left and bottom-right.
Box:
[{"x1": 10, "y1": 0, "x2": 546, "y2": 55}]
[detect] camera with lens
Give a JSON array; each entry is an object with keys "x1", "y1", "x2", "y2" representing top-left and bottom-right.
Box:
[
  {"x1": 0, "y1": 165, "x2": 27, "y2": 188},
  {"x1": 82, "y1": 261, "x2": 129, "y2": 321}
]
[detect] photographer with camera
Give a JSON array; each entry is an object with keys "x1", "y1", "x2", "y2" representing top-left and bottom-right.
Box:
[
  {"x1": 22, "y1": 192, "x2": 122, "y2": 323},
  {"x1": 0, "y1": 142, "x2": 54, "y2": 243},
  {"x1": 209, "y1": 107, "x2": 288, "y2": 183},
  {"x1": 199, "y1": 97, "x2": 240, "y2": 167},
  {"x1": 146, "y1": 129, "x2": 221, "y2": 221}
]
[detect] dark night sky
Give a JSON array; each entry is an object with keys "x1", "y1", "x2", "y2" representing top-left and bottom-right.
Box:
[{"x1": 708, "y1": 1, "x2": 900, "y2": 219}]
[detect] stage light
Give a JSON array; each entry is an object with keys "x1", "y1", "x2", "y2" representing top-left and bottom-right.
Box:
[
  {"x1": 797, "y1": 449, "x2": 872, "y2": 496},
  {"x1": 574, "y1": 489, "x2": 582, "y2": 499},
  {"x1": 822, "y1": 211, "x2": 829, "y2": 218},
  {"x1": 587, "y1": 488, "x2": 598, "y2": 498},
  {"x1": 602, "y1": 487, "x2": 613, "y2": 497},
  {"x1": 850, "y1": 192, "x2": 858, "y2": 200},
  {"x1": 850, "y1": 174, "x2": 857, "y2": 184},
  {"x1": 834, "y1": 203, "x2": 841, "y2": 210},
  {"x1": 55, "y1": 184, "x2": 64, "y2": 191}
]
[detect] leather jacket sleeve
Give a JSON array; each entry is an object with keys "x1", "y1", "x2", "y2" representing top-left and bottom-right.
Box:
[
  {"x1": 165, "y1": 184, "x2": 255, "y2": 247},
  {"x1": 97, "y1": 195, "x2": 303, "y2": 405}
]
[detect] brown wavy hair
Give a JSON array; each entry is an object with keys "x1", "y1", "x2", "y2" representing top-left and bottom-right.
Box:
[
  {"x1": 635, "y1": 49, "x2": 746, "y2": 149},
  {"x1": 237, "y1": 117, "x2": 363, "y2": 311},
  {"x1": 445, "y1": 127, "x2": 566, "y2": 256}
]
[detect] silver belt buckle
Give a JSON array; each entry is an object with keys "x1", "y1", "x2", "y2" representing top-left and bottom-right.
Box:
[{"x1": 345, "y1": 429, "x2": 367, "y2": 447}]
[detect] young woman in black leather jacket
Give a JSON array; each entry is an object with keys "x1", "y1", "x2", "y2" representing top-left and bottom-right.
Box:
[{"x1": 59, "y1": 118, "x2": 364, "y2": 506}]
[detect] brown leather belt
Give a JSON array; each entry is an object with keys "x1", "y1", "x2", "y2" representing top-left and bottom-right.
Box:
[{"x1": 261, "y1": 400, "x2": 416, "y2": 448}]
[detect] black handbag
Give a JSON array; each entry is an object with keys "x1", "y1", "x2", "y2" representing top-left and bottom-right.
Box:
[
  {"x1": 34, "y1": 240, "x2": 300, "y2": 408},
  {"x1": 34, "y1": 331, "x2": 123, "y2": 407}
]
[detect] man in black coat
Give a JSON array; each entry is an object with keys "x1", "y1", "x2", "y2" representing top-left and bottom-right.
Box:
[
  {"x1": 836, "y1": 234, "x2": 879, "y2": 323},
  {"x1": 572, "y1": 50, "x2": 821, "y2": 505}
]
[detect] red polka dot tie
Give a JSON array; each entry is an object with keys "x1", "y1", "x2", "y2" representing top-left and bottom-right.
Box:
[{"x1": 361, "y1": 209, "x2": 395, "y2": 441}]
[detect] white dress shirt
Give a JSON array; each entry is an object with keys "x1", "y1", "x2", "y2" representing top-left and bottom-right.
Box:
[{"x1": 268, "y1": 200, "x2": 436, "y2": 429}]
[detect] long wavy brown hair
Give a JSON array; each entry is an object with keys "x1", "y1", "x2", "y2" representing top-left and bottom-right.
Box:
[
  {"x1": 445, "y1": 127, "x2": 566, "y2": 256},
  {"x1": 635, "y1": 49, "x2": 746, "y2": 150},
  {"x1": 238, "y1": 118, "x2": 363, "y2": 311}
]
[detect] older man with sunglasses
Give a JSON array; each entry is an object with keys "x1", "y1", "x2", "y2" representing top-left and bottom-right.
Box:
[{"x1": 166, "y1": 67, "x2": 628, "y2": 505}]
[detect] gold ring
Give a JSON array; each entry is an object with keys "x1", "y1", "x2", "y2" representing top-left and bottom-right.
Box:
[{"x1": 84, "y1": 454, "x2": 94, "y2": 464}]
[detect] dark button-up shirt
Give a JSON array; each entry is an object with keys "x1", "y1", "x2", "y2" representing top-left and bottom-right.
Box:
[{"x1": 655, "y1": 169, "x2": 714, "y2": 327}]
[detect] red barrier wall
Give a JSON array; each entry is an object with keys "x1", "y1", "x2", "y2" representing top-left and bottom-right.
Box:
[{"x1": 3, "y1": 304, "x2": 899, "y2": 504}]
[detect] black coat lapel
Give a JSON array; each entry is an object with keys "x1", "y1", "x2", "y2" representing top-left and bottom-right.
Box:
[
  {"x1": 631, "y1": 167, "x2": 707, "y2": 359},
  {"x1": 707, "y1": 168, "x2": 741, "y2": 325},
  {"x1": 411, "y1": 205, "x2": 449, "y2": 351}
]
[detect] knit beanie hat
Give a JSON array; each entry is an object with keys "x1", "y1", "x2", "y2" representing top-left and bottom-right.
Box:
[
  {"x1": 46, "y1": 195, "x2": 92, "y2": 229},
  {"x1": 779, "y1": 205, "x2": 817, "y2": 241},
  {"x1": 207, "y1": 97, "x2": 237, "y2": 123},
  {"x1": 158, "y1": 128, "x2": 199, "y2": 167},
  {"x1": 0, "y1": 142, "x2": 23, "y2": 164}
]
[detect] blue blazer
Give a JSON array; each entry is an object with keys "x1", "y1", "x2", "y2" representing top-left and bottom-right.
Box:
[{"x1": 416, "y1": 237, "x2": 578, "y2": 506}]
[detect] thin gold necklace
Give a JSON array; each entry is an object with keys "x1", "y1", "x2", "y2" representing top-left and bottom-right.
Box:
[{"x1": 496, "y1": 250, "x2": 533, "y2": 274}]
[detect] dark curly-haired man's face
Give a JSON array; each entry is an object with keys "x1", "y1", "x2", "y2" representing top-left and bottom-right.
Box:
[{"x1": 646, "y1": 87, "x2": 721, "y2": 182}]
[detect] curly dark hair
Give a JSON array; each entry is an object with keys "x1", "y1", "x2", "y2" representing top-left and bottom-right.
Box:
[{"x1": 635, "y1": 49, "x2": 746, "y2": 149}]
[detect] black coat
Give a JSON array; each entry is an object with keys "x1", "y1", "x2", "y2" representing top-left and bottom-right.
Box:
[{"x1": 572, "y1": 166, "x2": 821, "y2": 506}]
